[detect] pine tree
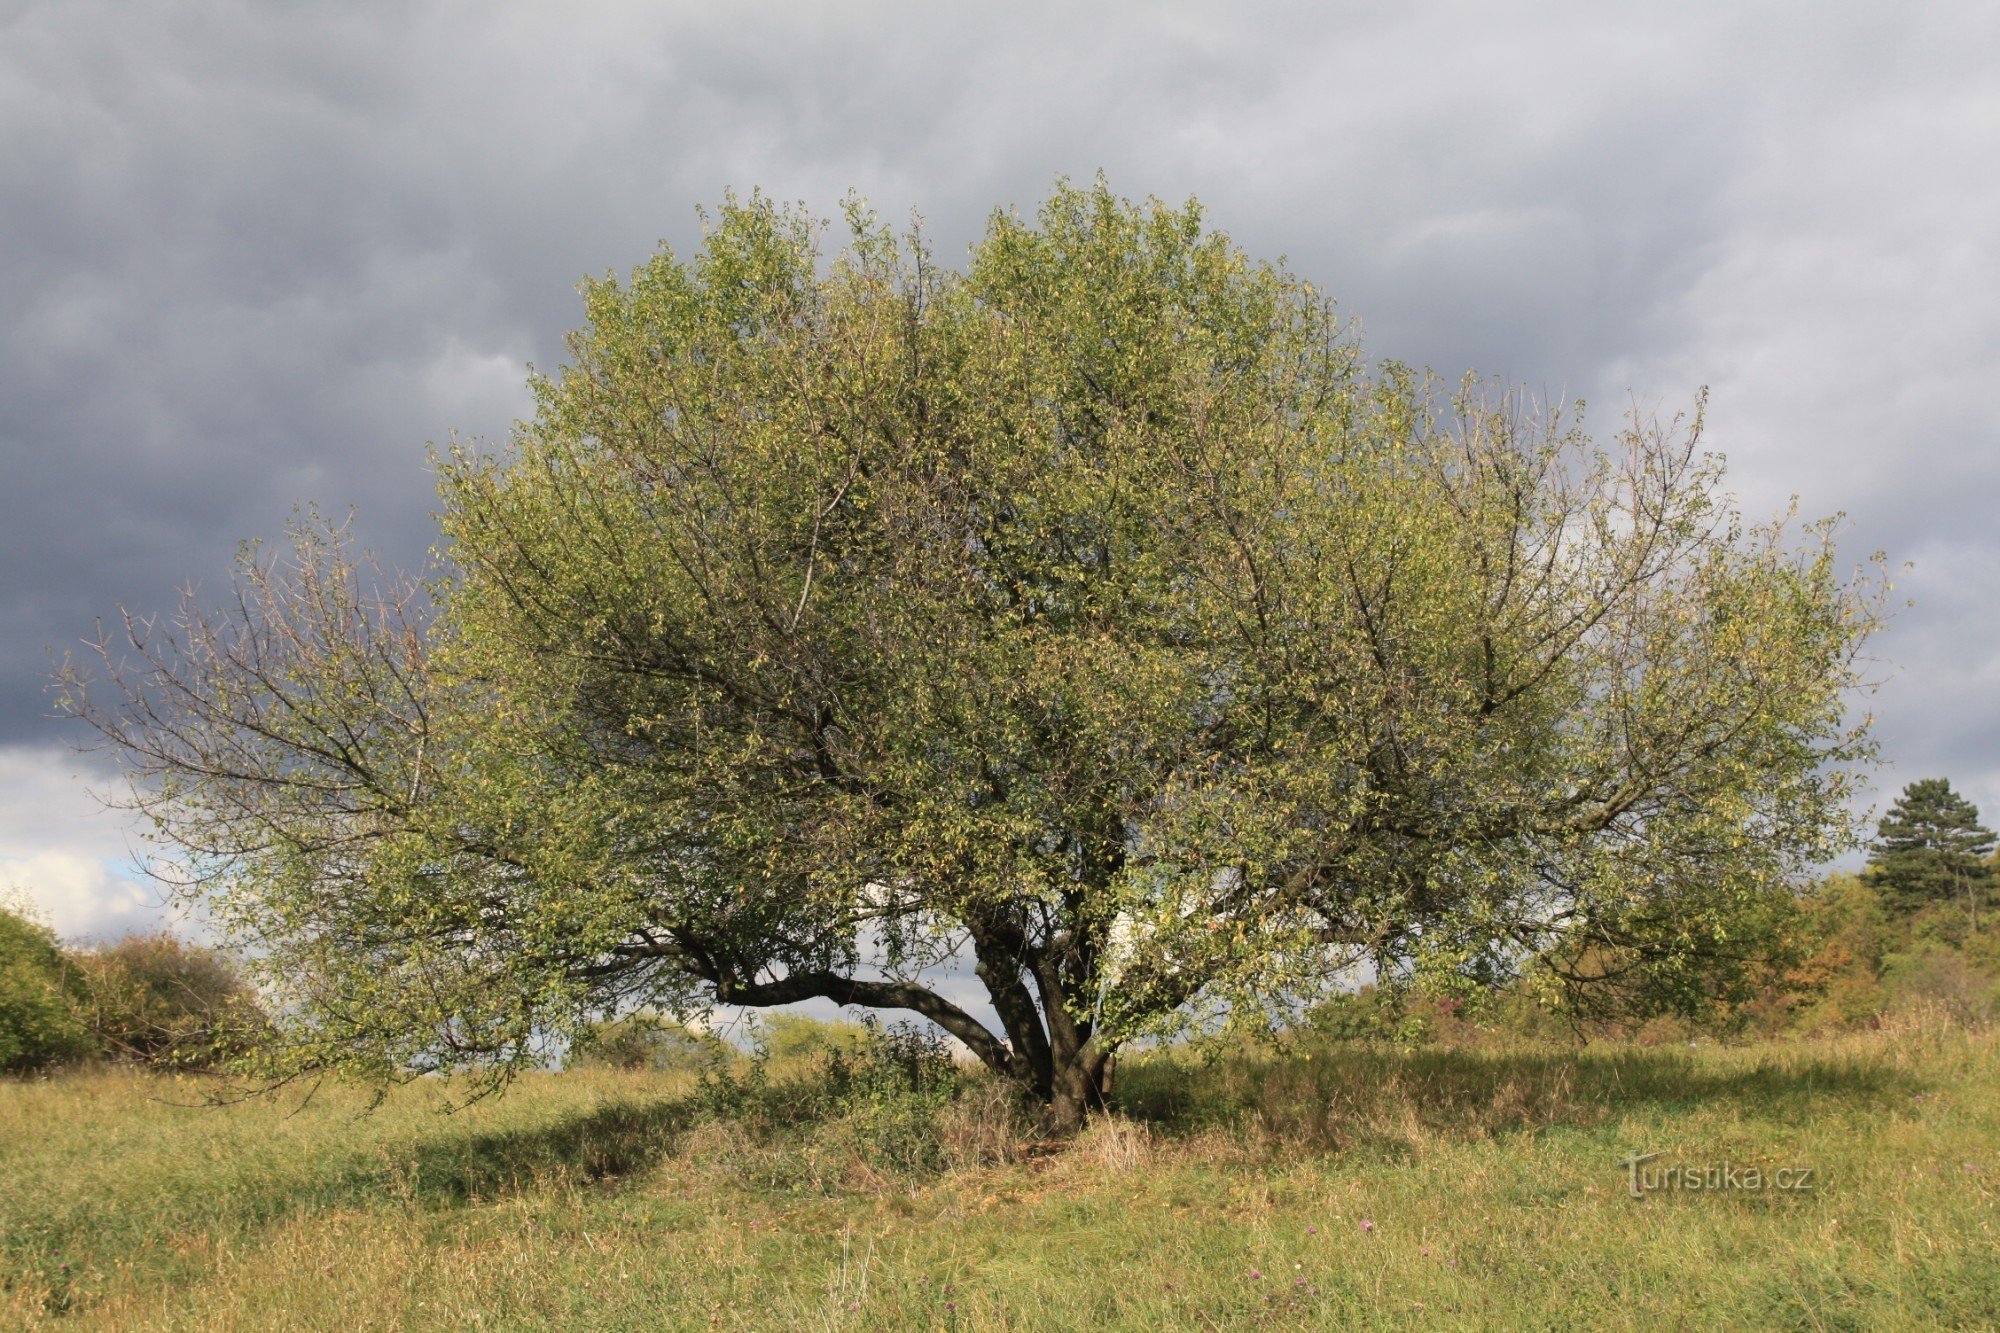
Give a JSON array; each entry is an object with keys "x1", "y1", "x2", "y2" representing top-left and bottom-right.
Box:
[{"x1": 1867, "y1": 778, "x2": 1996, "y2": 929}]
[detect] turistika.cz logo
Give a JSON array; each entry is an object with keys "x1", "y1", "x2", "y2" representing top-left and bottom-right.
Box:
[{"x1": 1619, "y1": 1152, "x2": 1817, "y2": 1198}]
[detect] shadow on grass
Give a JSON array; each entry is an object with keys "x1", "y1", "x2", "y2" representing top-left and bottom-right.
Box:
[
  {"x1": 376, "y1": 1094, "x2": 700, "y2": 1206},
  {"x1": 1111, "y1": 1042, "x2": 1927, "y2": 1152},
  {"x1": 0, "y1": 1092, "x2": 702, "y2": 1299}
]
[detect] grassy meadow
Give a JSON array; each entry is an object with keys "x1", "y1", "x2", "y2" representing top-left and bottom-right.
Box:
[{"x1": 2, "y1": 1016, "x2": 1996, "y2": 1330}]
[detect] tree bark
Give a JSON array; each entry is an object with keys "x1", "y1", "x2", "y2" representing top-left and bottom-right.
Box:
[{"x1": 1045, "y1": 1044, "x2": 1112, "y2": 1134}]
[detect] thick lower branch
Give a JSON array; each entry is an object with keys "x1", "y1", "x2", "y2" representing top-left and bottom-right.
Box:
[{"x1": 712, "y1": 969, "x2": 1013, "y2": 1077}]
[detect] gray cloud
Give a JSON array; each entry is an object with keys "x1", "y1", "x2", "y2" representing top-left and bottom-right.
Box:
[{"x1": 5, "y1": 0, "x2": 1999, "y2": 932}]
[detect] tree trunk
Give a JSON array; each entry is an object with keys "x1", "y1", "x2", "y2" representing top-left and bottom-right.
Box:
[
  {"x1": 1044, "y1": 1046, "x2": 1112, "y2": 1135},
  {"x1": 968, "y1": 920, "x2": 1121, "y2": 1135}
]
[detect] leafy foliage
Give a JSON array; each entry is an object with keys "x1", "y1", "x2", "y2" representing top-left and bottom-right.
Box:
[
  {"x1": 1771, "y1": 870, "x2": 2000, "y2": 1032},
  {"x1": 65, "y1": 180, "x2": 1887, "y2": 1126},
  {"x1": 755, "y1": 1012, "x2": 871, "y2": 1064},
  {"x1": 0, "y1": 901, "x2": 94, "y2": 1074},
  {"x1": 566, "y1": 1013, "x2": 730, "y2": 1072}
]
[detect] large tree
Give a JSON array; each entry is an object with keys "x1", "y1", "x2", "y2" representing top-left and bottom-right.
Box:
[
  {"x1": 1867, "y1": 778, "x2": 1996, "y2": 929},
  {"x1": 67, "y1": 183, "x2": 1885, "y2": 1128}
]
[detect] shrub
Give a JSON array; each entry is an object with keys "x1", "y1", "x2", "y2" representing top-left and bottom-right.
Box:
[
  {"x1": 0, "y1": 902, "x2": 95, "y2": 1073},
  {"x1": 757, "y1": 1012, "x2": 871, "y2": 1066},
  {"x1": 1880, "y1": 944, "x2": 1999, "y2": 1029},
  {"x1": 567, "y1": 1013, "x2": 732, "y2": 1072},
  {"x1": 1301, "y1": 985, "x2": 1407, "y2": 1044},
  {"x1": 671, "y1": 1016, "x2": 1022, "y2": 1186},
  {"x1": 804, "y1": 1019, "x2": 978, "y2": 1175},
  {"x1": 70, "y1": 933, "x2": 265, "y2": 1070}
]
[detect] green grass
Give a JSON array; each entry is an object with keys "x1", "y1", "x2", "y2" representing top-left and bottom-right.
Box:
[{"x1": 4, "y1": 1019, "x2": 1997, "y2": 1329}]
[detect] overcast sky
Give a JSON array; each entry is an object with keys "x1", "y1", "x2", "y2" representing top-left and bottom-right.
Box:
[{"x1": 4, "y1": 0, "x2": 1997, "y2": 942}]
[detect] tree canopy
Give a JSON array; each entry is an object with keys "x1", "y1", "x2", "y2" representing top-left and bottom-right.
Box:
[
  {"x1": 1867, "y1": 778, "x2": 1996, "y2": 928},
  {"x1": 66, "y1": 182, "x2": 1886, "y2": 1126}
]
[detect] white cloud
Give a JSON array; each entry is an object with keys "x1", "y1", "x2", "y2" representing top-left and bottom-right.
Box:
[{"x1": 0, "y1": 743, "x2": 178, "y2": 941}]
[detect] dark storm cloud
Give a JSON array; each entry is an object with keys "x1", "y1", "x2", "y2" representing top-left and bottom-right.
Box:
[{"x1": 5, "y1": 0, "x2": 2000, "y2": 933}]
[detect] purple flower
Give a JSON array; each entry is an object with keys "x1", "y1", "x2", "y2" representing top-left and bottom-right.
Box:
[{"x1": 1360, "y1": 1218, "x2": 1375, "y2": 1233}]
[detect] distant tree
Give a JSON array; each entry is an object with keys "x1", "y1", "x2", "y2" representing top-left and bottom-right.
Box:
[
  {"x1": 0, "y1": 900, "x2": 95, "y2": 1073},
  {"x1": 70, "y1": 932, "x2": 266, "y2": 1070},
  {"x1": 64, "y1": 182, "x2": 1887, "y2": 1130},
  {"x1": 1867, "y1": 778, "x2": 1996, "y2": 930}
]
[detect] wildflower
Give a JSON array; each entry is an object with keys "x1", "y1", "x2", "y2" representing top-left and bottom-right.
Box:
[
  {"x1": 1360, "y1": 1218, "x2": 1374, "y2": 1233},
  {"x1": 1249, "y1": 1269, "x2": 1263, "y2": 1280}
]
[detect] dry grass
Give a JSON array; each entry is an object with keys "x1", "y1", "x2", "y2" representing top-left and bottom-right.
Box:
[{"x1": 3, "y1": 1026, "x2": 1996, "y2": 1328}]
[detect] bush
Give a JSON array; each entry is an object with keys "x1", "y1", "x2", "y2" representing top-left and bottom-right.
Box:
[
  {"x1": 672, "y1": 1016, "x2": 1021, "y2": 1186},
  {"x1": 1302, "y1": 986, "x2": 1498, "y2": 1048},
  {"x1": 757, "y1": 1012, "x2": 871, "y2": 1065},
  {"x1": 567, "y1": 1013, "x2": 732, "y2": 1072},
  {"x1": 1735, "y1": 872, "x2": 2000, "y2": 1036},
  {"x1": 0, "y1": 902, "x2": 95, "y2": 1074},
  {"x1": 806, "y1": 1020, "x2": 969, "y2": 1174},
  {"x1": 1301, "y1": 985, "x2": 1408, "y2": 1044},
  {"x1": 1880, "y1": 944, "x2": 1999, "y2": 1029},
  {"x1": 70, "y1": 933, "x2": 265, "y2": 1070}
]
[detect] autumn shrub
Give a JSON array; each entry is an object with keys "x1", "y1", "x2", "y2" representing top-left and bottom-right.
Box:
[{"x1": 70, "y1": 932, "x2": 265, "y2": 1069}]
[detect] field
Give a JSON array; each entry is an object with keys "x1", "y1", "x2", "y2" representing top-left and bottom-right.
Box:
[{"x1": 3, "y1": 1018, "x2": 1996, "y2": 1330}]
